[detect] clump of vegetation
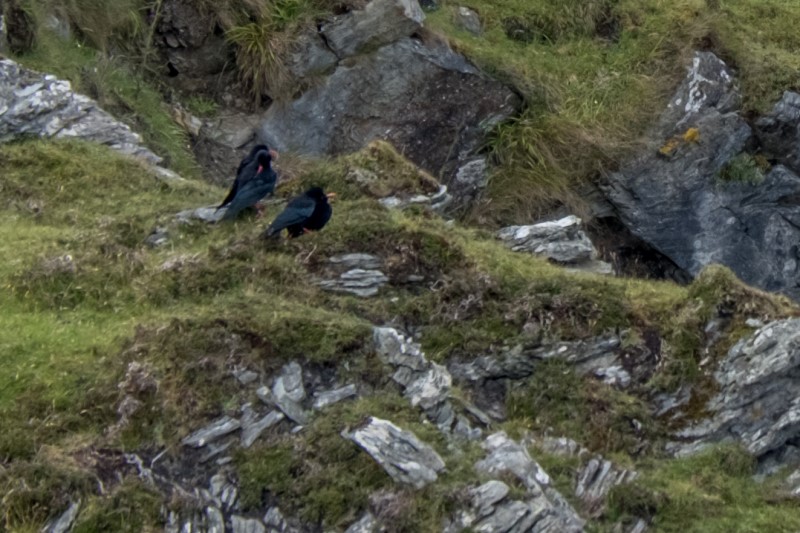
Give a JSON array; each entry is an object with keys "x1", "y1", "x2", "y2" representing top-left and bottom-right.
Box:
[
  {"x1": 716, "y1": 153, "x2": 767, "y2": 185},
  {"x1": 506, "y1": 359, "x2": 658, "y2": 454}
]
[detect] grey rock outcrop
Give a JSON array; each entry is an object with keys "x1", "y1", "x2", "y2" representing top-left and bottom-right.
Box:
[
  {"x1": 320, "y1": 0, "x2": 425, "y2": 59},
  {"x1": 375, "y1": 327, "x2": 481, "y2": 437},
  {"x1": 755, "y1": 91, "x2": 800, "y2": 174},
  {"x1": 346, "y1": 416, "x2": 446, "y2": 489},
  {"x1": 450, "y1": 336, "x2": 624, "y2": 384},
  {"x1": 473, "y1": 432, "x2": 585, "y2": 532},
  {"x1": 271, "y1": 362, "x2": 309, "y2": 425},
  {"x1": 313, "y1": 384, "x2": 358, "y2": 410},
  {"x1": 0, "y1": 59, "x2": 162, "y2": 165},
  {"x1": 260, "y1": 0, "x2": 519, "y2": 207},
  {"x1": 671, "y1": 319, "x2": 800, "y2": 460},
  {"x1": 575, "y1": 457, "x2": 637, "y2": 513},
  {"x1": 182, "y1": 416, "x2": 241, "y2": 448},
  {"x1": 603, "y1": 51, "x2": 800, "y2": 300},
  {"x1": 318, "y1": 269, "x2": 390, "y2": 297},
  {"x1": 318, "y1": 253, "x2": 390, "y2": 297},
  {"x1": 41, "y1": 500, "x2": 81, "y2": 533},
  {"x1": 497, "y1": 215, "x2": 613, "y2": 274},
  {"x1": 456, "y1": 7, "x2": 482, "y2": 35}
]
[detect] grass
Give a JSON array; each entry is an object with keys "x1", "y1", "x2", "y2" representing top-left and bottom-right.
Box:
[{"x1": 606, "y1": 445, "x2": 800, "y2": 532}]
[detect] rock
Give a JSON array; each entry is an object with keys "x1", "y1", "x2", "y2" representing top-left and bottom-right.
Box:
[
  {"x1": 145, "y1": 227, "x2": 170, "y2": 248},
  {"x1": 536, "y1": 436, "x2": 588, "y2": 458},
  {"x1": 755, "y1": 91, "x2": 800, "y2": 174},
  {"x1": 345, "y1": 512, "x2": 381, "y2": 533},
  {"x1": 43, "y1": 13, "x2": 71, "y2": 41},
  {"x1": 374, "y1": 327, "x2": 474, "y2": 435},
  {"x1": 200, "y1": 441, "x2": 234, "y2": 463},
  {"x1": 285, "y1": 30, "x2": 339, "y2": 81},
  {"x1": 449, "y1": 157, "x2": 488, "y2": 208},
  {"x1": 497, "y1": 215, "x2": 598, "y2": 265},
  {"x1": 628, "y1": 519, "x2": 649, "y2": 533},
  {"x1": 0, "y1": 13, "x2": 7, "y2": 55},
  {"x1": 317, "y1": 269, "x2": 389, "y2": 297},
  {"x1": 603, "y1": 52, "x2": 800, "y2": 300},
  {"x1": 203, "y1": 112, "x2": 263, "y2": 150},
  {"x1": 670, "y1": 319, "x2": 800, "y2": 460},
  {"x1": 320, "y1": 0, "x2": 425, "y2": 59},
  {"x1": 404, "y1": 363, "x2": 452, "y2": 410},
  {"x1": 182, "y1": 416, "x2": 241, "y2": 447},
  {"x1": 175, "y1": 205, "x2": 225, "y2": 224},
  {"x1": 379, "y1": 184, "x2": 452, "y2": 211},
  {"x1": 263, "y1": 507, "x2": 288, "y2": 530},
  {"x1": 456, "y1": 7, "x2": 482, "y2": 35},
  {"x1": 329, "y1": 253, "x2": 383, "y2": 270},
  {"x1": 474, "y1": 432, "x2": 585, "y2": 531},
  {"x1": 260, "y1": 37, "x2": 519, "y2": 206},
  {"x1": 206, "y1": 506, "x2": 225, "y2": 533},
  {"x1": 346, "y1": 416, "x2": 446, "y2": 489},
  {"x1": 313, "y1": 384, "x2": 358, "y2": 410},
  {"x1": 449, "y1": 335, "x2": 621, "y2": 382},
  {"x1": 659, "y1": 51, "x2": 739, "y2": 132},
  {"x1": 471, "y1": 480, "x2": 510, "y2": 517},
  {"x1": 0, "y1": 59, "x2": 163, "y2": 165},
  {"x1": 575, "y1": 457, "x2": 638, "y2": 512},
  {"x1": 41, "y1": 500, "x2": 81, "y2": 533},
  {"x1": 156, "y1": 0, "x2": 231, "y2": 81},
  {"x1": 3, "y1": 0, "x2": 35, "y2": 54},
  {"x1": 241, "y1": 410, "x2": 284, "y2": 448},
  {"x1": 230, "y1": 515, "x2": 265, "y2": 533},
  {"x1": 233, "y1": 368, "x2": 260, "y2": 386},
  {"x1": 273, "y1": 362, "x2": 305, "y2": 402}
]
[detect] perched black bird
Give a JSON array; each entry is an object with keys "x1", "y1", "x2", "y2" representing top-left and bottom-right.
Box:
[
  {"x1": 218, "y1": 147, "x2": 279, "y2": 220},
  {"x1": 262, "y1": 187, "x2": 335, "y2": 238}
]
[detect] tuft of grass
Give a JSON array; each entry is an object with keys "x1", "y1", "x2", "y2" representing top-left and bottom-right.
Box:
[
  {"x1": 715, "y1": 153, "x2": 766, "y2": 185},
  {"x1": 224, "y1": 0, "x2": 327, "y2": 105}
]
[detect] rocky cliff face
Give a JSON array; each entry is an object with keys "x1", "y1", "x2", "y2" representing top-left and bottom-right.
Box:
[
  {"x1": 258, "y1": 0, "x2": 519, "y2": 209},
  {"x1": 602, "y1": 52, "x2": 800, "y2": 301}
]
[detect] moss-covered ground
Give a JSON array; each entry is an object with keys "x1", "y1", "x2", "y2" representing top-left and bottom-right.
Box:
[{"x1": 5, "y1": 0, "x2": 800, "y2": 530}]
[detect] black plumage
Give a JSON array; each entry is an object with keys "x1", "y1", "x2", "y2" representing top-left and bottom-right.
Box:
[
  {"x1": 263, "y1": 187, "x2": 334, "y2": 238},
  {"x1": 219, "y1": 147, "x2": 278, "y2": 220}
]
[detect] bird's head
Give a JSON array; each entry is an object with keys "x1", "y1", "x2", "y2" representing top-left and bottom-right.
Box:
[
  {"x1": 255, "y1": 150, "x2": 274, "y2": 174},
  {"x1": 306, "y1": 187, "x2": 336, "y2": 203}
]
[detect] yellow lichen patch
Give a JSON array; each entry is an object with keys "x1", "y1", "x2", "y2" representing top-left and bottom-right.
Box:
[
  {"x1": 658, "y1": 138, "x2": 681, "y2": 157},
  {"x1": 683, "y1": 127, "x2": 701, "y2": 143}
]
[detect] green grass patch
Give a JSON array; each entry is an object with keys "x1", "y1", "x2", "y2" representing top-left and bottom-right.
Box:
[{"x1": 606, "y1": 445, "x2": 800, "y2": 532}]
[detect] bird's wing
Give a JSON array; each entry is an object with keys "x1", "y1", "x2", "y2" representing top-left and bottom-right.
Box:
[
  {"x1": 217, "y1": 178, "x2": 241, "y2": 209},
  {"x1": 266, "y1": 195, "x2": 316, "y2": 234},
  {"x1": 221, "y1": 173, "x2": 276, "y2": 220}
]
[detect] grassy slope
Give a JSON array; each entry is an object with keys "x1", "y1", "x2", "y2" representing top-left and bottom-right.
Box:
[
  {"x1": 5, "y1": 0, "x2": 800, "y2": 531},
  {"x1": 1, "y1": 139, "x2": 799, "y2": 531}
]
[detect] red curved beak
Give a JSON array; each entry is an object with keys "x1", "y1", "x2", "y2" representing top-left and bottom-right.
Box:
[
  {"x1": 326, "y1": 192, "x2": 337, "y2": 202},
  {"x1": 269, "y1": 149, "x2": 279, "y2": 161}
]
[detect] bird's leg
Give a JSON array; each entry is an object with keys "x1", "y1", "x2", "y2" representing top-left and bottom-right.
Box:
[
  {"x1": 303, "y1": 228, "x2": 314, "y2": 235},
  {"x1": 255, "y1": 202, "x2": 265, "y2": 219}
]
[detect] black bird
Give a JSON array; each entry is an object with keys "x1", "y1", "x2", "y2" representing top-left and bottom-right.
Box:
[
  {"x1": 219, "y1": 147, "x2": 279, "y2": 220},
  {"x1": 262, "y1": 187, "x2": 336, "y2": 238}
]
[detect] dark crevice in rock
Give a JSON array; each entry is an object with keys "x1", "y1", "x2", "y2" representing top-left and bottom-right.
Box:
[{"x1": 586, "y1": 216, "x2": 692, "y2": 283}]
